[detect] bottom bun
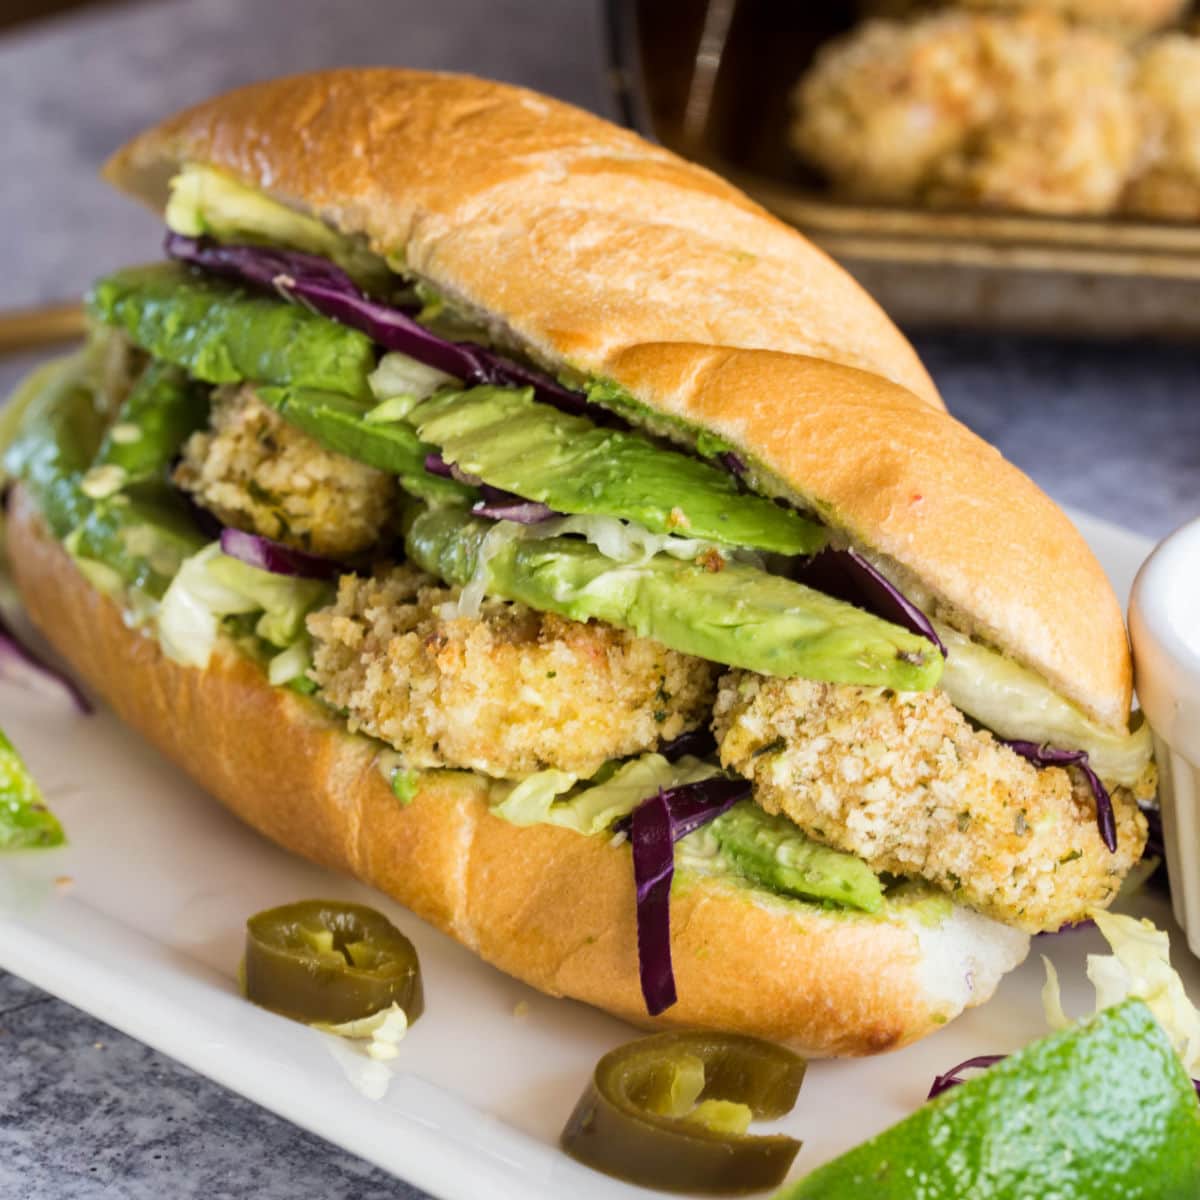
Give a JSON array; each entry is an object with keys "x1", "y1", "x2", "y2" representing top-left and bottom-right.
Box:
[{"x1": 8, "y1": 486, "x2": 1029, "y2": 1055}]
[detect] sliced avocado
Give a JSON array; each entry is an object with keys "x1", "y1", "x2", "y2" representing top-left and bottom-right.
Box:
[
  {"x1": 5, "y1": 353, "x2": 210, "y2": 598},
  {"x1": 409, "y1": 386, "x2": 826, "y2": 555},
  {"x1": 255, "y1": 386, "x2": 473, "y2": 504},
  {"x1": 406, "y1": 507, "x2": 942, "y2": 690},
  {"x1": 709, "y1": 801, "x2": 883, "y2": 912},
  {"x1": 165, "y1": 163, "x2": 392, "y2": 291},
  {"x1": 0, "y1": 728, "x2": 64, "y2": 850},
  {"x1": 780, "y1": 999, "x2": 1200, "y2": 1200},
  {"x1": 3, "y1": 354, "x2": 106, "y2": 538},
  {"x1": 0, "y1": 355, "x2": 70, "y2": 474},
  {"x1": 89, "y1": 361, "x2": 209, "y2": 490},
  {"x1": 69, "y1": 484, "x2": 208, "y2": 600},
  {"x1": 86, "y1": 263, "x2": 375, "y2": 398}
]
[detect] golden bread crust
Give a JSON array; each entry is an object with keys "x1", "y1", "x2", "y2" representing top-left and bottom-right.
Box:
[
  {"x1": 101, "y1": 68, "x2": 940, "y2": 408},
  {"x1": 8, "y1": 486, "x2": 1028, "y2": 1056}
]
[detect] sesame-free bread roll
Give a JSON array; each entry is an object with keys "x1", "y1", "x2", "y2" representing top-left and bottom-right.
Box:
[
  {"x1": 6, "y1": 486, "x2": 1030, "y2": 1056},
  {"x1": 100, "y1": 69, "x2": 1133, "y2": 729},
  {"x1": 102, "y1": 68, "x2": 940, "y2": 409}
]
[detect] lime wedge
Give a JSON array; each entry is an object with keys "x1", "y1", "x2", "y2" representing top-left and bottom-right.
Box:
[
  {"x1": 778, "y1": 999, "x2": 1200, "y2": 1199},
  {"x1": 0, "y1": 727, "x2": 63, "y2": 849}
]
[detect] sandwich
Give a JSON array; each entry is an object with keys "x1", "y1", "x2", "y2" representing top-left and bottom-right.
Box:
[{"x1": 2, "y1": 69, "x2": 1155, "y2": 1056}]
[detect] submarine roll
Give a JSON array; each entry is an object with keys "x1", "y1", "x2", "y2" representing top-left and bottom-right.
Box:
[{"x1": 3, "y1": 70, "x2": 1153, "y2": 1055}]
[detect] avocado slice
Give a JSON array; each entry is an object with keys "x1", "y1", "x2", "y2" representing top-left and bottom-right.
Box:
[
  {"x1": 406, "y1": 506, "x2": 942, "y2": 690},
  {"x1": 86, "y1": 263, "x2": 375, "y2": 398},
  {"x1": 408, "y1": 386, "x2": 826, "y2": 555},
  {"x1": 4, "y1": 352, "x2": 210, "y2": 598},
  {"x1": 3, "y1": 354, "x2": 106, "y2": 538},
  {"x1": 780, "y1": 999, "x2": 1200, "y2": 1200},
  {"x1": 255, "y1": 386, "x2": 473, "y2": 504},
  {"x1": 0, "y1": 728, "x2": 64, "y2": 851},
  {"x1": 166, "y1": 163, "x2": 392, "y2": 291},
  {"x1": 69, "y1": 485, "x2": 208, "y2": 601},
  {"x1": 89, "y1": 361, "x2": 209, "y2": 491},
  {"x1": 709, "y1": 801, "x2": 884, "y2": 912}
]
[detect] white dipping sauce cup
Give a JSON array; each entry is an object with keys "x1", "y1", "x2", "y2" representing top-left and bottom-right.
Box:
[{"x1": 1130, "y1": 515, "x2": 1200, "y2": 958}]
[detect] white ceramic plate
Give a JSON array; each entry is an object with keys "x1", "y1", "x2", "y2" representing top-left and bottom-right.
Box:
[{"x1": 0, "y1": 509, "x2": 1192, "y2": 1200}]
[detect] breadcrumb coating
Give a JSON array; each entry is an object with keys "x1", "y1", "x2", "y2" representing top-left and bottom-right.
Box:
[
  {"x1": 791, "y1": 11, "x2": 1139, "y2": 215},
  {"x1": 174, "y1": 384, "x2": 396, "y2": 558},
  {"x1": 714, "y1": 672, "x2": 1146, "y2": 932},
  {"x1": 307, "y1": 565, "x2": 718, "y2": 779},
  {"x1": 860, "y1": 0, "x2": 1186, "y2": 37},
  {"x1": 1124, "y1": 35, "x2": 1200, "y2": 219}
]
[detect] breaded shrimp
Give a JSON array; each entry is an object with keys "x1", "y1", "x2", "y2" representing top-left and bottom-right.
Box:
[
  {"x1": 308, "y1": 565, "x2": 718, "y2": 779},
  {"x1": 714, "y1": 671, "x2": 1146, "y2": 932}
]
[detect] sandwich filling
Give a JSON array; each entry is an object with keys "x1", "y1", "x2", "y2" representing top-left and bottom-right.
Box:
[{"x1": 2, "y1": 165, "x2": 1155, "y2": 1013}]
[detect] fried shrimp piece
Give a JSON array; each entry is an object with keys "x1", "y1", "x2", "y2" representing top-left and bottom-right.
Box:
[
  {"x1": 713, "y1": 672, "x2": 1146, "y2": 933},
  {"x1": 860, "y1": 0, "x2": 1186, "y2": 38},
  {"x1": 1124, "y1": 35, "x2": 1200, "y2": 220},
  {"x1": 307, "y1": 566, "x2": 719, "y2": 779},
  {"x1": 174, "y1": 384, "x2": 396, "y2": 558},
  {"x1": 791, "y1": 12, "x2": 1139, "y2": 215}
]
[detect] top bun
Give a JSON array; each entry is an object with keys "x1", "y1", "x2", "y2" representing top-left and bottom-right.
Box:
[
  {"x1": 103, "y1": 68, "x2": 939, "y2": 408},
  {"x1": 101, "y1": 69, "x2": 1131, "y2": 729}
]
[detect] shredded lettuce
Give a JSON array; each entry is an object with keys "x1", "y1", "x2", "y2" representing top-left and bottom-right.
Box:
[
  {"x1": 1042, "y1": 910, "x2": 1200, "y2": 1074},
  {"x1": 158, "y1": 542, "x2": 331, "y2": 668},
  {"x1": 937, "y1": 625, "x2": 1153, "y2": 788},
  {"x1": 444, "y1": 519, "x2": 525, "y2": 620},
  {"x1": 489, "y1": 752, "x2": 720, "y2": 836},
  {"x1": 368, "y1": 352, "x2": 459, "y2": 408},
  {"x1": 538, "y1": 513, "x2": 729, "y2": 567},
  {"x1": 267, "y1": 639, "x2": 313, "y2": 688},
  {"x1": 1041, "y1": 958, "x2": 1071, "y2": 1029},
  {"x1": 441, "y1": 512, "x2": 745, "y2": 623},
  {"x1": 313, "y1": 1002, "x2": 409, "y2": 1061},
  {"x1": 490, "y1": 768, "x2": 577, "y2": 821},
  {"x1": 207, "y1": 555, "x2": 328, "y2": 648}
]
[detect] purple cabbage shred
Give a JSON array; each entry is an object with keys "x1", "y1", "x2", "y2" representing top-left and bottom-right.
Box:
[
  {"x1": 165, "y1": 234, "x2": 589, "y2": 413},
  {"x1": 718, "y1": 451, "x2": 747, "y2": 477},
  {"x1": 421, "y1": 452, "x2": 481, "y2": 489},
  {"x1": 928, "y1": 1055, "x2": 1007, "y2": 1099},
  {"x1": 470, "y1": 499, "x2": 557, "y2": 525},
  {"x1": 1037, "y1": 919, "x2": 1097, "y2": 937},
  {"x1": 658, "y1": 727, "x2": 717, "y2": 763},
  {"x1": 1003, "y1": 740, "x2": 1117, "y2": 853},
  {"x1": 219, "y1": 527, "x2": 341, "y2": 581},
  {"x1": 930, "y1": 1052, "x2": 1200, "y2": 1101},
  {"x1": 441, "y1": 472, "x2": 558, "y2": 523},
  {"x1": 629, "y1": 777, "x2": 751, "y2": 1015},
  {"x1": 423, "y1": 453, "x2": 455, "y2": 479},
  {"x1": 793, "y1": 547, "x2": 945, "y2": 655},
  {"x1": 0, "y1": 611, "x2": 91, "y2": 714},
  {"x1": 470, "y1": 499, "x2": 558, "y2": 524}
]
